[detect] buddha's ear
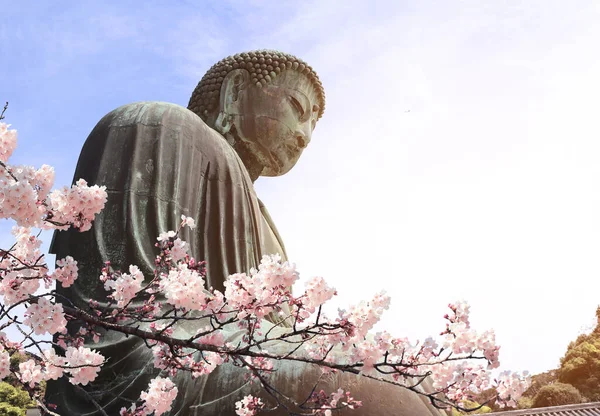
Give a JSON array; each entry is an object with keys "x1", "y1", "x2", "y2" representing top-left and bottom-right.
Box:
[{"x1": 216, "y1": 69, "x2": 250, "y2": 135}]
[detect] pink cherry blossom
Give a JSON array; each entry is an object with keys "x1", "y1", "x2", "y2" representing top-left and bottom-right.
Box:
[
  {"x1": 103, "y1": 265, "x2": 144, "y2": 308},
  {"x1": 249, "y1": 356, "x2": 274, "y2": 373},
  {"x1": 0, "y1": 157, "x2": 104, "y2": 230},
  {"x1": 23, "y1": 297, "x2": 67, "y2": 335},
  {"x1": 0, "y1": 178, "x2": 39, "y2": 227},
  {"x1": 19, "y1": 359, "x2": 44, "y2": 387},
  {"x1": 159, "y1": 264, "x2": 207, "y2": 310},
  {"x1": 8, "y1": 226, "x2": 44, "y2": 264},
  {"x1": 64, "y1": 346, "x2": 104, "y2": 385},
  {"x1": 47, "y1": 179, "x2": 107, "y2": 231},
  {"x1": 222, "y1": 254, "x2": 299, "y2": 320},
  {"x1": 181, "y1": 215, "x2": 196, "y2": 229},
  {"x1": 496, "y1": 370, "x2": 531, "y2": 407},
  {"x1": 224, "y1": 272, "x2": 256, "y2": 316},
  {"x1": 349, "y1": 340, "x2": 384, "y2": 374},
  {"x1": 301, "y1": 276, "x2": 337, "y2": 315},
  {"x1": 52, "y1": 256, "x2": 78, "y2": 287},
  {"x1": 0, "y1": 227, "x2": 48, "y2": 304},
  {"x1": 196, "y1": 328, "x2": 225, "y2": 347},
  {"x1": 235, "y1": 395, "x2": 264, "y2": 416},
  {"x1": 0, "y1": 350, "x2": 10, "y2": 380},
  {"x1": 151, "y1": 342, "x2": 223, "y2": 379},
  {"x1": 139, "y1": 376, "x2": 178, "y2": 416},
  {"x1": 157, "y1": 230, "x2": 176, "y2": 242},
  {"x1": 170, "y1": 238, "x2": 188, "y2": 262},
  {"x1": 0, "y1": 271, "x2": 41, "y2": 305},
  {"x1": 0, "y1": 122, "x2": 17, "y2": 163},
  {"x1": 33, "y1": 164, "x2": 55, "y2": 200},
  {"x1": 447, "y1": 300, "x2": 471, "y2": 327},
  {"x1": 307, "y1": 388, "x2": 362, "y2": 415},
  {"x1": 192, "y1": 352, "x2": 224, "y2": 378},
  {"x1": 340, "y1": 291, "x2": 390, "y2": 340},
  {"x1": 42, "y1": 349, "x2": 66, "y2": 380},
  {"x1": 256, "y1": 254, "x2": 299, "y2": 289}
]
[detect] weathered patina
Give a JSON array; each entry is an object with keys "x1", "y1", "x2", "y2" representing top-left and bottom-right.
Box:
[{"x1": 45, "y1": 50, "x2": 445, "y2": 415}]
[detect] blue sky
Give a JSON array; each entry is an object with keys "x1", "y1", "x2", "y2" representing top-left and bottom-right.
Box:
[{"x1": 2, "y1": 1, "x2": 600, "y2": 378}]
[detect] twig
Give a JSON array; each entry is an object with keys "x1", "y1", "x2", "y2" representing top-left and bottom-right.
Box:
[{"x1": 0, "y1": 101, "x2": 8, "y2": 120}]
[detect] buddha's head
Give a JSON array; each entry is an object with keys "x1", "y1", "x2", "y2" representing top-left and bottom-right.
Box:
[{"x1": 188, "y1": 50, "x2": 325, "y2": 179}]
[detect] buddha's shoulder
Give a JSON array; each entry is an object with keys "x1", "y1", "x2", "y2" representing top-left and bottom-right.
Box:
[
  {"x1": 100, "y1": 101, "x2": 206, "y2": 130},
  {"x1": 95, "y1": 101, "x2": 230, "y2": 153}
]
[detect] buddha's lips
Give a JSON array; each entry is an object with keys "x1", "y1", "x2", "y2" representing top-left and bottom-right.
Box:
[
  {"x1": 284, "y1": 142, "x2": 301, "y2": 155},
  {"x1": 264, "y1": 142, "x2": 302, "y2": 175},
  {"x1": 282, "y1": 143, "x2": 302, "y2": 163}
]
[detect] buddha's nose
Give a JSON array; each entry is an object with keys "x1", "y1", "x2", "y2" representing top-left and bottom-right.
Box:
[
  {"x1": 294, "y1": 128, "x2": 311, "y2": 149},
  {"x1": 295, "y1": 135, "x2": 307, "y2": 149}
]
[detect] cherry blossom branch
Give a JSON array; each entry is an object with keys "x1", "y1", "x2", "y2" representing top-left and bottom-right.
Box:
[
  {"x1": 58, "y1": 302, "x2": 504, "y2": 411},
  {"x1": 0, "y1": 116, "x2": 531, "y2": 415}
]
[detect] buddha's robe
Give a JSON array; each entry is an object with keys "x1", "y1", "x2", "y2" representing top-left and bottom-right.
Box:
[{"x1": 45, "y1": 101, "x2": 444, "y2": 416}]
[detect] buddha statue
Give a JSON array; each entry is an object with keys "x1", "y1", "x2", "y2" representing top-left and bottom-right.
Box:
[{"x1": 45, "y1": 50, "x2": 445, "y2": 415}]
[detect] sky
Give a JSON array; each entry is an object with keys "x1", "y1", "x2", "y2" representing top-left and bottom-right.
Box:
[{"x1": 2, "y1": 0, "x2": 600, "y2": 378}]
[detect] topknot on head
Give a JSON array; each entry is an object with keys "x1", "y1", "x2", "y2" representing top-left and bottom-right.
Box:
[{"x1": 188, "y1": 49, "x2": 325, "y2": 123}]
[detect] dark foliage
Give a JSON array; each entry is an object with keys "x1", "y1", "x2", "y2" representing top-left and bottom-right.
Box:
[
  {"x1": 532, "y1": 382, "x2": 585, "y2": 408},
  {"x1": 558, "y1": 306, "x2": 600, "y2": 401}
]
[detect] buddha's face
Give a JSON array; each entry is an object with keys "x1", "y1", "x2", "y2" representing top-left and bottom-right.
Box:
[{"x1": 229, "y1": 70, "x2": 321, "y2": 176}]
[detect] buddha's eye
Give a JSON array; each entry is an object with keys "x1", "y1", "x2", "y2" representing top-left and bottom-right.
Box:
[{"x1": 289, "y1": 96, "x2": 305, "y2": 118}]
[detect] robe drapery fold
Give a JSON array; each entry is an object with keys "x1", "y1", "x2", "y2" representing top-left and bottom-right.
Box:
[
  {"x1": 46, "y1": 102, "x2": 289, "y2": 415},
  {"x1": 50, "y1": 101, "x2": 282, "y2": 299}
]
